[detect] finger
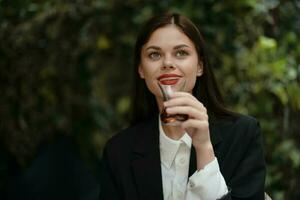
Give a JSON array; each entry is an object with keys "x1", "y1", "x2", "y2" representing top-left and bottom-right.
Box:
[
  {"x1": 166, "y1": 106, "x2": 208, "y2": 120},
  {"x1": 181, "y1": 119, "x2": 210, "y2": 132},
  {"x1": 164, "y1": 97, "x2": 196, "y2": 107},
  {"x1": 169, "y1": 92, "x2": 198, "y2": 100},
  {"x1": 164, "y1": 97, "x2": 206, "y2": 112}
]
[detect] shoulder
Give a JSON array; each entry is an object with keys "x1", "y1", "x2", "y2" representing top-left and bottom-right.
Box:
[
  {"x1": 236, "y1": 114, "x2": 260, "y2": 133},
  {"x1": 213, "y1": 114, "x2": 264, "y2": 164},
  {"x1": 232, "y1": 113, "x2": 259, "y2": 130},
  {"x1": 214, "y1": 113, "x2": 261, "y2": 142},
  {"x1": 101, "y1": 120, "x2": 157, "y2": 172},
  {"x1": 216, "y1": 113, "x2": 259, "y2": 130},
  {"x1": 103, "y1": 121, "x2": 149, "y2": 157},
  {"x1": 105, "y1": 122, "x2": 142, "y2": 147}
]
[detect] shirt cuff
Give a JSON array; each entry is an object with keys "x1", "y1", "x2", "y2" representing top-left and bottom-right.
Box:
[{"x1": 187, "y1": 157, "x2": 228, "y2": 200}]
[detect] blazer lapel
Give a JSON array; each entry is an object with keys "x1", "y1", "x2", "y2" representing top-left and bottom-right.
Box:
[
  {"x1": 131, "y1": 117, "x2": 164, "y2": 200},
  {"x1": 188, "y1": 121, "x2": 223, "y2": 176}
]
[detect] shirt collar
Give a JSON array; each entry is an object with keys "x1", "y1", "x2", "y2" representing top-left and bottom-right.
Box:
[{"x1": 159, "y1": 117, "x2": 192, "y2": 169}]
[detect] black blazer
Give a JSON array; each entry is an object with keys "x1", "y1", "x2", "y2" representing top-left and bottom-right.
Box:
[{"x1": 100, "y1": 114, "x2": 266, "y2": 200}]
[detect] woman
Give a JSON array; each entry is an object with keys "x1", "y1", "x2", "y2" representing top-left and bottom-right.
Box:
[{"x1": 100, "y1": 12, "x2": 266, "y2": 200}]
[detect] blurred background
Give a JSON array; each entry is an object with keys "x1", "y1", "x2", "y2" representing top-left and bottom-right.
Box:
[{"x1": 0, "y1": 0, "x2": 299, "y2": 199}]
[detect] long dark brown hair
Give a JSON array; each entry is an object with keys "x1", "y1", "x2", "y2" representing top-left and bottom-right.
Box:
[{"x1": 130, "y1": 12, "x2": 236, "y2": 125}]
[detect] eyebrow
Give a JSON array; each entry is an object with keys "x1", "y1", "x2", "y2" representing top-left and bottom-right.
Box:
[
  {"x1": 174, "y1": 44, "x2": 190, "y2": 49},
  {"x1": 145, "y1": 46, "x2": 161, "y2": 51},
  {"x1": 145, "y1": 44, "x2": 190, "y2": 51}
]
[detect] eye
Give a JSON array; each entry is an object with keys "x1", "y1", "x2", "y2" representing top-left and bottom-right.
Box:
[
  {"x1": 148, "y1": 52, "x2": 161, "y2": 60},
  {"x1": 175, "y1": 50, "x2": 189, "y2": 58}
]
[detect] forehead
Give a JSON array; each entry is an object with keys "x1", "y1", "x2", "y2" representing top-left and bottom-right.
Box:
[{"x1": 144, "y1": 25, "x2": 195, "y2": 48}]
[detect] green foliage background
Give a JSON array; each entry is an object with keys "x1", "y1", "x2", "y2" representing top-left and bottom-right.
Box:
[{"x1": 1, "y1": 0, "x2": 300, "y2": 199}]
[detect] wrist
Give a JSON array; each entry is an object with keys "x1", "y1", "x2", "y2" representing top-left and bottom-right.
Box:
[
  {"x1": 194, "y1": 141, "x2": 213, "y2": 153},
  {"x1": 194, "y1": 142, "x2": 215, "y2": 170}
]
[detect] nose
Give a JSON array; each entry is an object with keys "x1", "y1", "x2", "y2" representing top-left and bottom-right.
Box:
[{"x1": 161, "y1": 56, "x2": 175, "y2": 70}]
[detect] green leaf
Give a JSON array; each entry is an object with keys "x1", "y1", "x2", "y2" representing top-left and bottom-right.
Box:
[
  {"x1": 258, "y1": 36, "x2": 277, "y2": 50},
  {"x1": 97, "y1": 35, "x2": 110, "y2": 50}
]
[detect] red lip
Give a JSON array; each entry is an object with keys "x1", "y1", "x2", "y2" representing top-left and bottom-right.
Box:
[
  {"x1": 157, "y1": 74, "x2": 182, "y2": 85},
  {"x1": 157, "y1": 74, "x2": 182, "y2": 80}
]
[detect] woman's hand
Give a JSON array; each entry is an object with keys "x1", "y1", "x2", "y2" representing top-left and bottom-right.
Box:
[{"x1": 164, "y1": 92, "x2": 215, "y2": 169}]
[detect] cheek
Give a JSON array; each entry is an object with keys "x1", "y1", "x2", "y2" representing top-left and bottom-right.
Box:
[
  {"x1": 186, "y1": 75, "x2": 197, "y2": 93},
  {"x1": 184, "y1": 64, "x2": 199, "y2": 93},
  {"x1": 140, "y1": 63, "x2": 161, "y2": 96},
  {"x1": 144, "y1": 76, "x2": 158, "y2": 95}
]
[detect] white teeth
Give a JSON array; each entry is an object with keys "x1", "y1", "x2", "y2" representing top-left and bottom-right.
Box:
[{"x1": 160, "y1": 78, "x2": 179, "y2": 81}]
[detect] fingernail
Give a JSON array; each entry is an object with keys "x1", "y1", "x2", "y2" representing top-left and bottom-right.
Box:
[{"x1": 165, "y1": 107, "x2": 169, "y2": 113}]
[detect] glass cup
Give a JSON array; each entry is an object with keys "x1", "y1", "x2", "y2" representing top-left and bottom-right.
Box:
[{"x1": 157, "y1": 78, "x2": 188, "y2": 126}]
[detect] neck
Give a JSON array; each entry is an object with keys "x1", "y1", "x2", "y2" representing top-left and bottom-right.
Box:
[{"x1": 162, "y1": 124, "x2": 185, "y2": 140}]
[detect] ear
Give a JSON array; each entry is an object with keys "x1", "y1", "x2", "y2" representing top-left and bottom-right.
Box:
[
  {"x1": 197, "y1": 61, "x2": 203, "y2": 76},
  {"x1": 138, "y1": 65, "x2": 145, "y2": 79}
]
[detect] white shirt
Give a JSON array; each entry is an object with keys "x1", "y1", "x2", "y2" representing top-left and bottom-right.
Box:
[{"x1": 159, "y1": 119, "x2": 228, "y2": 200}]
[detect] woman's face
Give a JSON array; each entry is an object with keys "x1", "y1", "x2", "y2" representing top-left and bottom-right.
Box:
[{"x1": 139, "y1": 25, "x2": 203, "y2": 105}]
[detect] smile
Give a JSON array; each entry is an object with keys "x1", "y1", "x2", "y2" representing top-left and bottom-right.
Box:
[{"x1": 157, "y1": 74, "x2": 182, "y2": 85}]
